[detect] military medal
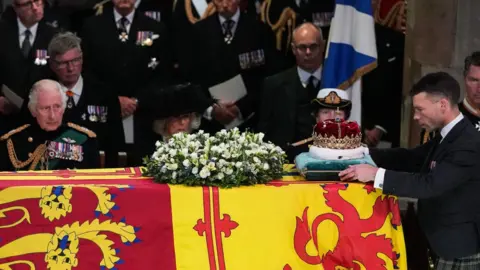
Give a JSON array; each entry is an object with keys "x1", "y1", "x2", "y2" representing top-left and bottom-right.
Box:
[
  {"x1": 81, "y1": 113, "x2": 86, "y2": 121},
  {"x1": 137, "y1": 31, "x2": 154, "y2": 46},
  {"x1": 88, "y1": 105, "x2": 97, "y2": 122},
  {"x1": 224, "y1": 34, "x2": 232, "y2": 44},
  {"x1": 119, "y1": 32, "x2": 128, "y2": 42},
  {"x1": 145, "y1": 11, "x2": 161, "y2": 22},
  {"x1": 34, "y1": 50, "x2": 49, "y2": 65},
  {"x1": 99, "y1": 106, "x2": 108, "y2": 123}
]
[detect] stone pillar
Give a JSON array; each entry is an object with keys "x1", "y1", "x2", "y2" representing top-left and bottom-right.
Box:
[{"x1": 400, "y1": 0, "x2": 480, "y2": 147}]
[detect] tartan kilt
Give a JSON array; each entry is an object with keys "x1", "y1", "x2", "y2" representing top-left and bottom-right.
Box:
[{"x1": 435, "y1": 253, "x2": 480, "y2": 270}]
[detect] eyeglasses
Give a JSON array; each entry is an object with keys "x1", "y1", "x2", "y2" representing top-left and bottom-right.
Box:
[
  {"x1": 294, "y1": 43, "x2": 320, "y2": 52},
  {"x1": 53, "y1": 56, "x2": 83, "y2": 69},
  {"x1": 15, "y1": 0, "x2": 43, "y2": 9}
]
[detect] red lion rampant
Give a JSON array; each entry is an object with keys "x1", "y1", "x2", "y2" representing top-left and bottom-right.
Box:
[{"x1": 285, "y1": 183, "x2": 402, "y2": 269}]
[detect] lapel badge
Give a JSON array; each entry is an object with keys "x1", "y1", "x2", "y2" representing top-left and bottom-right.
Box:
[
  {"x1": 148, "y1": 57, "x2": 158, "y2": 69},
  {"x1": 46, "y1": 20, "x2": 58, "y2": 28},
  {"x1": 119, "y1": 32, "x2": 128, "y2": 42},
  {"x1": 62, "y1": 137, "x2": 76, "y2": 144},
  {"x1": 81, "y1": 113, "x2": 86, "y2": 121},
  {"x1": 34, "y1": 50, "x2": 49, "y2": 65},
  {"x1": 145, "y1": 11, "x2": 161, "y2": 22}
]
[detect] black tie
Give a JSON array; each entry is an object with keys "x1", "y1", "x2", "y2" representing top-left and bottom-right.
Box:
[
  {"x1": 223, "y1": 19, "x2": 234, "y2": 44},
  {"x1": 306, "y1": 76, "x2": 318, "y2": 101},
  {"x1": 22, "y1": 29, "x2": 32, "y2": 58},
  {"x1": 119, "y1": 17, "x2": 129, "y2": 34}
]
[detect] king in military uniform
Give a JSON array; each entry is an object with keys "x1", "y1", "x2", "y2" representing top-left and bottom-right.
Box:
[{"x1": 0, "y1": 79, "x2": 100, "y2": 171}]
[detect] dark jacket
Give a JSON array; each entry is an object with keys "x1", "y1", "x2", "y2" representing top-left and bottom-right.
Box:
[{"x1": 370, "y1": 117, "x2": 480, "y2": 259}]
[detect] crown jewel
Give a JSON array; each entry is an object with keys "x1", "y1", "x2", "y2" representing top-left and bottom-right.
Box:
[{"x1": 313, "y1": 119, "x2": 362, "y2": 149}]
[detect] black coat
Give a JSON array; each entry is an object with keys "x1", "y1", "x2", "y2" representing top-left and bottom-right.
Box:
[
  {"x1": 0, "y1": 18, "x2": 57, "y2": 98},
  {"x1": 80, "y1": 8, "x2": 171, "y2": 164},
  {"x1": 0, "y1": 121, "x2": 100, "y2": 171},
  {"x1": 257, "y1": 67, "x2": 316, "y2": 162},
  {"x1": 370, "y1": 118, "x2": 480, "y2": 259},
  {"x1": 362, "y1": 23, "x2": 404, "y2": 147},
  {"x1": 185, "y1": 11, "x2": 281, "y2": 132}
]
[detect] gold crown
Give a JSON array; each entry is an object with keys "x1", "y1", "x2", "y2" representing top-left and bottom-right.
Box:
[
  {"x1": 312, "y1": 133, "x2": 362, "y2": 149},
  {"x1": 312, "y1": 119, "x2": 362, "y2": 149}
]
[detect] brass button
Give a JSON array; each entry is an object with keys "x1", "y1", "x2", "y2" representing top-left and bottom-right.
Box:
[{"x1": 28, "y1": 137, "x2": 33, "y2": 142}]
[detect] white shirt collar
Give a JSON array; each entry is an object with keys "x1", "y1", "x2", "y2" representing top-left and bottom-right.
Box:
[
  {"x1": 440, "y1": 112, "x2": 464, "y2": 139},
  {"x1": 60, "y1": 75, "x2": 84, "y2": 103},
  {"x1": 17, "y1": 18, "x2": 38, "y2": 40},
  {"x1": 297, "y1": 66, "x2": 322, "y2": 86},
  {"x1": 219, "y1": 8, "x2": 240, "y2": 31},
  {"x1": 114, "y1": 8, "x2": 135, "y2": 25}
]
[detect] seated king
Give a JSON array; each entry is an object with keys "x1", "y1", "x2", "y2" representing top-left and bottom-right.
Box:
[{"x1": 0, "y1": 80, "x2": 100, "y2": 171}]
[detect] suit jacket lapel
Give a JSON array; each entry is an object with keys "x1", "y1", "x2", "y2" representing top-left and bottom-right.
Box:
[
  {"x1": 431, "y1": 118, "x2": 469, "y2": 161},
  {"x1": 128, "y1": 11, "x2": 141, "y2": 45},
  {"x1": 7, "y1": 20, "x2": 24, "y2": 61}
]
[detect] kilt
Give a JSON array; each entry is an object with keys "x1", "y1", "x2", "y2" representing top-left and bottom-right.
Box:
[{"x1": 435, "y1": 253, "x2": 480, "y2": 270}]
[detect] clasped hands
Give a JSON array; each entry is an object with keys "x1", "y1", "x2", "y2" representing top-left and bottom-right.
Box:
[
  {"x1": 212, "y1": 101, "x2": 240, "y2": 125},
  {"x1": 119, "y1": 96, "x2": 137, "y2": 118},
  {"x1": 338, "y1": 164, "x2": 379, "y2": 183}
]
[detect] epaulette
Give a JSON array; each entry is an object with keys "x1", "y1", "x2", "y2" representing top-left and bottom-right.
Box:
[
  {"x1": 68, "y1": 123, "x2": 97, "y2": 138},
  {"x1": 0, "y1": 124, "x2": 30, "y2": 141},
  {"x1": 93, "y1": 0, "x2": 111, "y2": 16}
]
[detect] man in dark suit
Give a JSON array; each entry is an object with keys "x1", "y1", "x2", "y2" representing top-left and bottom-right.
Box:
[
  {"x1": 0, "y1": 0, "x2": 59, "y2": 128},
  {"x1": 257, "y1": 22, "x2": 323, "y2": 162},
  {"x1": 184, "y1": 0, "x2": 282, "y2": 134},
  {"x1": 340, "y1": 72, "x2": 480, "y2": 268},
  {"x1": 20, "y1": 32, "x2": 124, "y2": 168},
  {"x1": 362, "y1": 23, "x2": 404, "y2": 148},
  {"x1": 80, "y1": 0, "x2": 171, "y2": 166}
]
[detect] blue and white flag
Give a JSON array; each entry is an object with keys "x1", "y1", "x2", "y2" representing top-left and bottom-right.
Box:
[{"x1": 321, "y1": 0, "x2": 377, "y2": 124}]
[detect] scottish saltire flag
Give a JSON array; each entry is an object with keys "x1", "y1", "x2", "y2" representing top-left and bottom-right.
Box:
[{"x1": 322, "y1": 0, "x2": 378, "y2": 124}]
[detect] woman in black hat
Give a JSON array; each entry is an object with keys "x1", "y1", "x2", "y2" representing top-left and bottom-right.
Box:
[{"x1": 135, "y1": 83, "x2": 211, "y2": 161}]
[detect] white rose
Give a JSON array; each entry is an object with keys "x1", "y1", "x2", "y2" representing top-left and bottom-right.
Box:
[
  {"x1": 200, "y1": 158, "x2": 207, "y2": 165},
  {"x1": 225, "y1": 168, "x2": 233, "y2": 175},
  {"x1": 258, "y1": 133, "x2": 265, "y2": 141},
  {"x1": 253, "y1": 157, "x2": 261, "y2": 164},
  {"x1": 190, "y1": 153, "x2": 198, "y2": 160},
  {"x1": 199, "y1": 167, "x2": 211, "y2": 178},
  {"x1": 181, "y1": 148, "x2": 189, "y2": 156},
  {"x1": 172, "y1": 172, "x2": 177, "y2": 179},
  {"x1": 167, "y1": 163, "x2": 178, "y2": 171},
  {"x1": 217, "y1": 172, "x2": 225, "y2": 180},
  {"x1": 155, "y1": 141, "x2": 161, "y2": 147},
  {"x1": 183, "y1": 159, "x2": 191, "y2": 168},
  {"x1": 263, "y1": 163, "x2": 270, "y2": 170},
  {"x1": 192, "y1": 167, "x2": 199, "y2": 174},
  {"x1": 235, "y1": 162, "x2": 242, "y2": 168},
  {"x1": 169, "y1": 149, "x2": 177, "y2": 156},
  {"x1": 222, "y1": 152, "x2": 231, "y2": 159}
]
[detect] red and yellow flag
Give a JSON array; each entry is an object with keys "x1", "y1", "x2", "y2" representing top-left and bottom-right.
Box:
[{"x1": 0, "y1": 167, "x2": 406, "y2": 269}]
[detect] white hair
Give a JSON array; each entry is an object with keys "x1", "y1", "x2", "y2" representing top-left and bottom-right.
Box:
[
  {"x1": 152, "y1": 113, "x2": 202, "y2": 139},
  {"x1": 28, "y1": 79, "x2": 67, "y2": 113}
]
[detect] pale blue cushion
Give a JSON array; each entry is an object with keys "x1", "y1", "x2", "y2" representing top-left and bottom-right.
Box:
[{"x1": 295, "y1": 152, "x2": 377, "y2": 172}]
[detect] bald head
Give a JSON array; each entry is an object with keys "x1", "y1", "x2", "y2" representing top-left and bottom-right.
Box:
[
  {"x1": 292, "y1": 23, "x2": 325, "y2": 72},
  {"x1": 292, "y1": 23, "x2": 323, "y2": 45}
]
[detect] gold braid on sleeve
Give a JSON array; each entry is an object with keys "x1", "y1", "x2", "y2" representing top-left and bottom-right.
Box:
[
  {"x1": 260, "y1": 0, "x2": 296, "y2": 52},
  {"x1": 7, "y1": 139, "x2": 47, "y2": 170}
]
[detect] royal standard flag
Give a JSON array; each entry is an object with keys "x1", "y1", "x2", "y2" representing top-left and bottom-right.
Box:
[
  {"x1": 322, "y1": 0, "x2": 378, "y2": 125},
  {"x1": 170, "y1": 181, "x2": 406, "y2": 269}
]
